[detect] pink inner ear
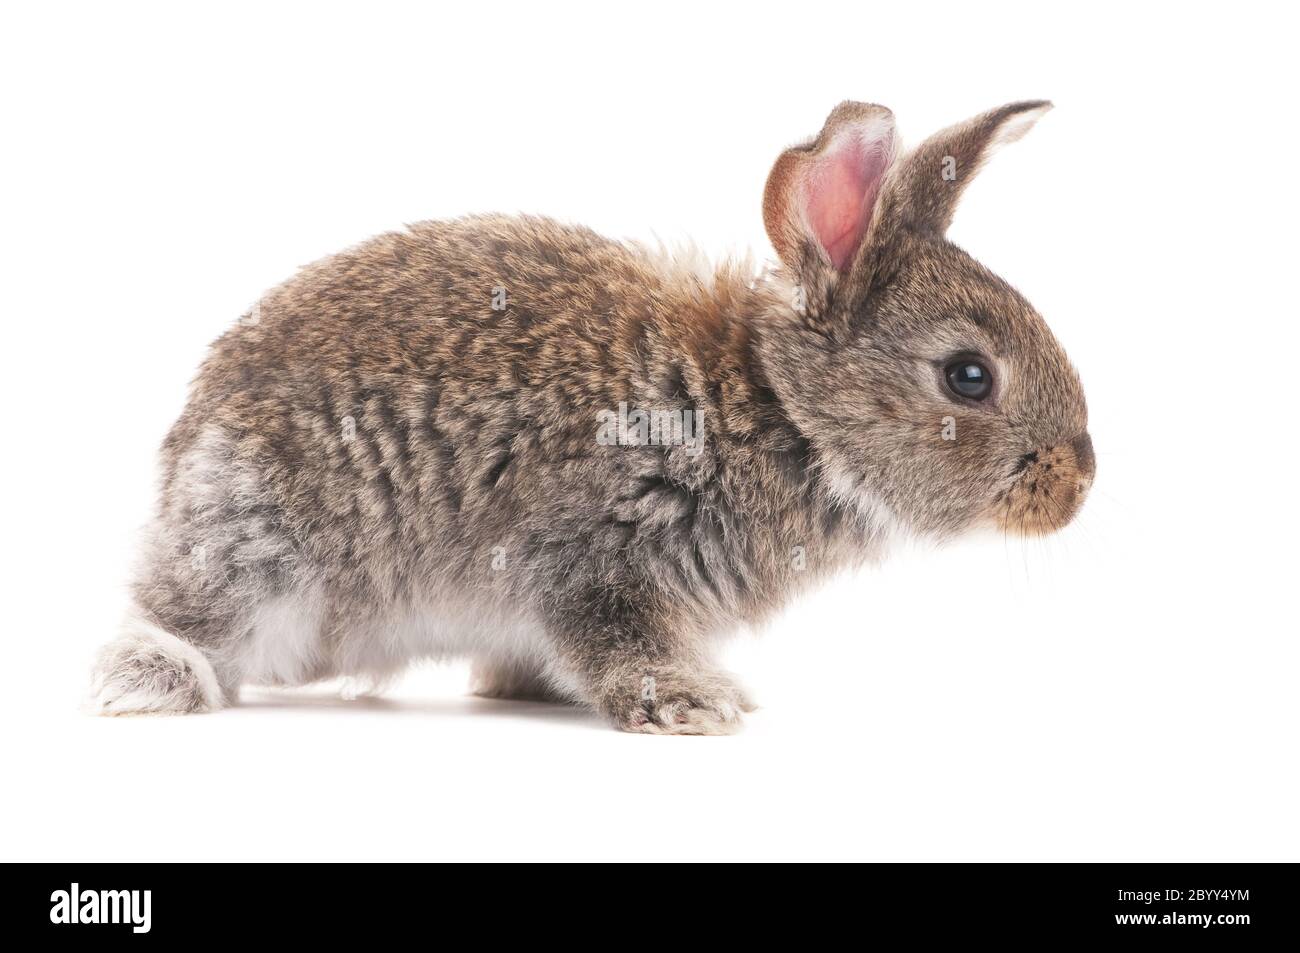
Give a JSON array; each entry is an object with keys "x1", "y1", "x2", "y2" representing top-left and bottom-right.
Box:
[{"x1": 804, "y1": 137, "x2": 892, "y2": 272}]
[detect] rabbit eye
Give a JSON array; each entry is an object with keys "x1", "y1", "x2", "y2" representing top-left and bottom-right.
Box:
[{"x1": 944, "y1": 359, "x2": 993, "y2": 401}]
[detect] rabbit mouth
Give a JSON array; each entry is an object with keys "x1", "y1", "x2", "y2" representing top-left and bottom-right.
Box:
[{"x1": 992, "y1": 432, "x2": 1095, "y2": 536}]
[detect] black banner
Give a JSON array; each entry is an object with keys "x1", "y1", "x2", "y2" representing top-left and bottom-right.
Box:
[{"x1": 6, "y1": 863, "x2": 1293, "y2": 943}]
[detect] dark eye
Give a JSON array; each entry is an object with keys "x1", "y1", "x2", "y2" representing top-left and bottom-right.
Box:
[{"x1": 944, "y1": 358, "x2": 993, "y2": 401}]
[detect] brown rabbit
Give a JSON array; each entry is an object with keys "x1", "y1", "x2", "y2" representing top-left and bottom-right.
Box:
[{"x1": 90, "y1": 99, "x2": 1092, "y2": 733}]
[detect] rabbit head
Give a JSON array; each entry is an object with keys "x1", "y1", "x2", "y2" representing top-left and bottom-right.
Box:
[{"x1": 757, "y1": 100, "x2": 1093, "y2": 538}]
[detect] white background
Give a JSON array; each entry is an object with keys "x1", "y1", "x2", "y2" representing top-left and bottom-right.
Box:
[{"x1": 2, "y1": 2, "x2": 1296, "y2": 861}]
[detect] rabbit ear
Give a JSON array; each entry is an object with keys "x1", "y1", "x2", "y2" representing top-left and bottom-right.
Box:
[
  {"x1": 762, "y1": 101, "x2": 898, "y2": 286},
  {"x1": 876, "y1": 100, "x2": 1052, "y2": 238}
]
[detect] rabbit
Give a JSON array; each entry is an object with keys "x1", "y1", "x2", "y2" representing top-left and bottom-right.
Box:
[{"x1": 89, "y1": 99, "x2": 1093, "y2": 733}]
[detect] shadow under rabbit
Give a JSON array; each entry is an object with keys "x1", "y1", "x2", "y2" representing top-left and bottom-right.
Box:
[{"x1": 233, "y1": 687, "x2": 604, "y2": 729}]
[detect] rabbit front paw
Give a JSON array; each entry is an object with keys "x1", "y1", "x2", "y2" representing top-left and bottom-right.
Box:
[{"x1": 614, "y1": 668, "x2": 754, "y2": 736}]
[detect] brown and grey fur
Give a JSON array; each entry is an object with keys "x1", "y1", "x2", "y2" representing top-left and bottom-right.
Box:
[{"x1": 90, "y1": 100, "x2": 1093, "y2": 733}]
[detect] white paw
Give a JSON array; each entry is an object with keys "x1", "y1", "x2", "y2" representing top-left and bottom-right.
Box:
[
  {"x1": 88, "y1": 616, "x2": 223, "y2": 715},
  {"x1": 617, "y1": 672, "x2": 754, "y2": 735}
]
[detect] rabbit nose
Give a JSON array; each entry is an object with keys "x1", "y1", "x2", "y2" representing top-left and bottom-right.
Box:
[{"x1": 1068, "y1": 431, "x2": 1095, "y2": 482}]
